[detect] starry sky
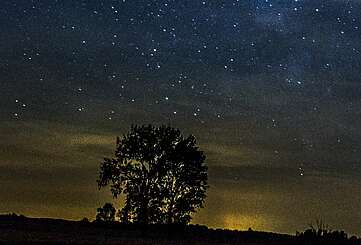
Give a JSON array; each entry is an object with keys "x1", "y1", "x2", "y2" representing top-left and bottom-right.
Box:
[{"x1": 1, "y1": 0, "x2": 361, "y2": 236}]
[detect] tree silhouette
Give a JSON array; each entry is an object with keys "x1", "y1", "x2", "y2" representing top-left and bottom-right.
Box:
[
  {"x1": 98, "y1": 124, "x2": 208, "y2": 225},
  {"x1": 96, "y1": 203, "x2": 116, "y2": 222}
]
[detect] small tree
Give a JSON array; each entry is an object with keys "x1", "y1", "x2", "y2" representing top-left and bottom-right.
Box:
[
  {"x1": 98, "y1": 124, "x2": 208, "y2": 224},
  {"x1": 96, "y1": 203, "x2": 116, "y2": 222},
  {"x1": 296, "y1": 219, "x2": 350, "y2": 244}
]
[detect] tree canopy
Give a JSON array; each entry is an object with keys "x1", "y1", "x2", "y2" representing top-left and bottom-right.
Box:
[
  {"x1": 98, "y1": 124, "x2": 208, "y2": 224},
  {"x1": 96, "y1": 203, "x2": 116, "y2": 222}
]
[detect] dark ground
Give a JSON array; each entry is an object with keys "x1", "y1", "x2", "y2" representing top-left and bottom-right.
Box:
[{"x1": 0, "y1": 214, "x2": 360, "y2": 244}]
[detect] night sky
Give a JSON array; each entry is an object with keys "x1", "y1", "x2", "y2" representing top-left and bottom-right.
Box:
[{"x1": 1, "y1": 0, "x2": 361, "y2": 236}]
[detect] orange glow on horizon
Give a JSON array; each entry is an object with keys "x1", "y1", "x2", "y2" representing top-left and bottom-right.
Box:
[{"x1": 223, "y1": 214, "x2": 268, "y2": 231}]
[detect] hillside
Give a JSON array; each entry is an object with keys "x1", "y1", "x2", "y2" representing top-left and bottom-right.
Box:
[{"x1": 0, "y1": 214, "x2": 360, "y2": 244}]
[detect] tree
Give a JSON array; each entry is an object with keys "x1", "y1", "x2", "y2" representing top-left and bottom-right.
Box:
[
  {"x1": 97, "y1": 124, "x2": 208, "y2": 225},
  {"x1": 96, "y1": 203, "x2": 116, "y2": 222}
]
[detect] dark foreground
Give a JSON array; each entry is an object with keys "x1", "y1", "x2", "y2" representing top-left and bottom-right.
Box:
[{"x1": 0, "y1": 214, "x2": 360, "y2": 244}]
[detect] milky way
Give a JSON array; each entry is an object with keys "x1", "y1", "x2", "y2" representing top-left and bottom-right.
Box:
[{"x1": 1, "y1": 0, "x2": 361, "y2": 235}]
